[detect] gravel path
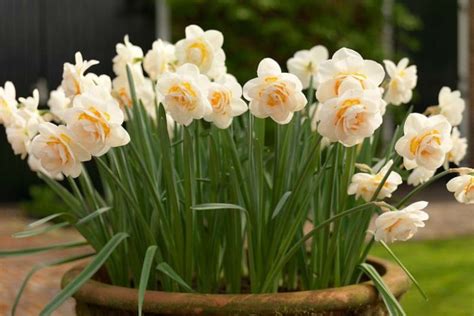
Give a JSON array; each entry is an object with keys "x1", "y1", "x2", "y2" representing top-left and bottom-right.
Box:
[{"x1": 0, "y1": 185, "x2": 472, "y2": 315}]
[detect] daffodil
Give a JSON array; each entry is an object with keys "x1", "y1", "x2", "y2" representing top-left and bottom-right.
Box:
[
  {"x1": 316, "y1": 48, "x2": 385, "y2": 103},
  {"x1": 61, "y1": 52, "x2": 99, "y2": 99},
  {"x1": 30, "y1": 122, "x2": 91, "y2": 178},
  {"x1": 27, "y1": 154, "x2": 64, "y2": 180},
  {"x1": 436, "y1": 87, "x2": 465, "y2": 126},
  {"x1": 47, "y1": 87, "x2": 71, "y2": 122},
  {"x1": 144, "y1": 39, "x2": 177, "y2": 81},
  {"x1": 348, "y1": 160, "x2": 402, "y2": 201},
  {"x1": 383, "y1": 58, "x2": 417, "y2": 105},
  {"x1": 287, "y1": 45, "x2": 329, "y2": 89},
  {"x1": 446, "y1": 127, "x2": 467, "y2": 165},
  {"x1": 64, "y1": 86, "x2": 130, "y2": 156},
  {"x1": 446, "y1": 174, "x2": 474, "y2": 204},
  {"x1": 6, "y1": 111, "x2": 42, "y2": 159},
  {"x1": 243, "y1": 58, "x2": 307, "y2": 124},
  {"x1": 374, "y1": 201, "x2": 429, "y2": 243},
  {"x1": 157, "y1": 63, "x2": 211, "y2": 126},
  {"x1": 0, "y1": 81, "x2": 18, "y2": 125},
  {"x1": 407, "y1": 166, "x2": 435, "y2": 186},
  {"x1": 395, "y1": 113, "x2": 452, "y2": 170},
  {"x1": 316, "y1": 85, "x2": 383, "y2": 147},
  {"x1": 203, "y1": 74, "x2": 247, "y2": 129},
  {"x1": 112, "y1": 68, "x2": 155, "y2": 116},
  {"x1": 112, "y1": 35, "x2": 144, "y2": 77},
  {"x1": 175, "y1": 25, "x2": 226, "y2": 79}
]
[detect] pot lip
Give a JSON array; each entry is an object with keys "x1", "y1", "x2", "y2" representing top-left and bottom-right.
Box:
[{"x1": 62, "y1": 255, "x2": 410, "y2": 314}]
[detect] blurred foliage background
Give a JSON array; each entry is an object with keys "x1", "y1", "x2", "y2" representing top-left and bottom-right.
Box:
[{"x1": 168, "y1": 0, "x2": 420, "y2": 82}]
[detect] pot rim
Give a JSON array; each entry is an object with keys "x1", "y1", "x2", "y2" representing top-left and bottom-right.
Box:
[{"x1": 62, "y1": 256, "x2": 410, "y2": 314}]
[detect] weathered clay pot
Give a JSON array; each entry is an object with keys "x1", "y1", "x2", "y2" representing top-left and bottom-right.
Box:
[{"x1": 62, "y1": 256, "x2": 410, "y2": 316}]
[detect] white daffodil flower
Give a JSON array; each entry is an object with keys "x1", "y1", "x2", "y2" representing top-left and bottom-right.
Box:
[
  {"x1": 112, "y1": 68, "x2": 155, "y2": 117},
  {"x1": 316, "y1": 83, "x2": 383, "y2": 147},
  {"x1": 395, "y1": 113, "x2": 453, "y2": 170},
  {"x1": 348, "y1": 160, "x2": 402, "y2": 201},
  {"x1": 6, "y1": 111, "x2": 43, "y2": 159},
  {"x1": 144, "y1": 39, "x2": 177, "y2": 81},
  {"x1": 243, "y1": 58, "x2": 307, "y2": 124},
  {"x1": 30, "y1": 122, "x2": 91, "y2": 178},
  {"x1": 112, "y1": 35, "x2": 144, "y2": 77},
  {"x1": 47, "y1": 87, "x2": 71, "y2": 122},
  {"x1": 383, "y1": 58, "x2": 417, "y2": 106},
  {"x1": 447, "y1": 127, "x2": 467, "y2": 165},
  {"x1": 407, "y1": 166, "x2": 435, "y2": 186},
  {"x1": 316, "y1": 48, "x2": 385, "y2": 103},
  {"x1": 203, "y1": 74, "x2": 247, "y2": 129},
  {"x1": 374, "y1": 201, "x2": 429, "y2": 243},
  {"x1": 175, "y1": 25, "x2": 226, "y2": 78},
  {"x1": 436, "y1": 87, "x2": 465, "y2": 126},
  {"x1": 0, "y1": 81, "x2": 18, "y2": 125},
  {"x1": 61, "y1": 52, "x2": 99, "y2": 99},
  {"x1": 287, "y1": 45, "x2": 329, "y2": 89},
  {"x1": 27, "y1": 154, "x2": 64, "y2": 180},
  {"x1": 157, "y1": 63, "x2": 211, "y2": 126},
  {"x1": 446, "y1": 174, "x2": 474, "y2": 204},
  {"x1": 64, "y1": 86, "x2": 130, "y2": 157}
]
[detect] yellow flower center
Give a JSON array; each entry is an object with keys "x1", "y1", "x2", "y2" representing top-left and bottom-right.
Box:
[
  {"x1": 118, "y1": 88, "x2": 132, "y2": 108},
  {"x1": 385, "y1": 218, "x2": 403, "y2": 233},
  {"x1": 465, "y1": 177, "x2": 474, "y2": 194},
  {"x1": 78, "y1": 107, "x2": 111, "y2": 138},
  {"x1": 47, "y1": 135, "x2": 72, "y2": 163},
  {"x1": 335, "y1": 98, "x2": 363, "y2": 127},
  {"x1": 409, "y1": 130, "x2": 441, "y2": 155},
  {"x1": 210, "y1": 90, "x2": 231, "y2": 114},
  {"x1": 334, "y1": 73, "x2": 367, "y2": 95},
  {"x1": 168, "y1": 82, "x2": 198, "y2": 111},
  {"x1": 186, "y1": 41, "x2": 209, "y2": 66}
]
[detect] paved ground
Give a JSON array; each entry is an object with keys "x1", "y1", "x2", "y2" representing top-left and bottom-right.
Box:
[{"x1": 0, "y1": 184, "x2": 472, "y2": 315}]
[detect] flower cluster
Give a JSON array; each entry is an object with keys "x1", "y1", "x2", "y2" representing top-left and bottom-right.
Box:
[{"x1": 312, "y1": 48, "x2": 386, "y2": 147}]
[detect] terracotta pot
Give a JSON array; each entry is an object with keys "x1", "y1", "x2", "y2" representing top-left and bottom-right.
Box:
[{"x1": 62, "y1": 256, "x2": 410, "y2": 316}]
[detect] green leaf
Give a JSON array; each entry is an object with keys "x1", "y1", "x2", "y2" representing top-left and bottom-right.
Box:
[
  {"x1": 76, "y1": 207, "x2": 111, "y2": 226},
  {"x1": 358, "y1": 263, "x2": 406, "y2": 316},
  {"x1": 138, "y1": 246, "x2": 158, "y2": 316},
  {"x1": 379, "y1": 240, "x2": 428, "y2": 300},
  {"x1": 12, "y1": 252, "x2": 94, "y2": 316},
  {"x1": 12, "y1": 222, "x2": 69, "y2": 238},
  {"x1": 271, "y1": 191, "x2": 292, "y2": 220},
  {"x1": 0, "y1": 241, "x2": 87, "y2": 257},
  {"x1": 40, "y1": 233, "x2": 128, "y2": 316},
  {"x1": 27, "y1": 213, "x2": 73, "y2": 228},
  {"x1": 156, "y1": 262, "x2": 195, "y2": 293},
  {"x1": 191, "y1": 203, "x2": 246, "y2": 212}
]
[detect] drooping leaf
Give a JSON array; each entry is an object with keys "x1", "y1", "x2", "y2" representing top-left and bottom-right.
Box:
[{"x1": 156, "y1": 262, "x2": 195, "y2": 293}]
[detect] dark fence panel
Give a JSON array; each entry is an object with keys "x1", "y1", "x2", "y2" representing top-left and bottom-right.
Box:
[{"x1": 0, "y1": 0, "x2": 155, "y2": 202}]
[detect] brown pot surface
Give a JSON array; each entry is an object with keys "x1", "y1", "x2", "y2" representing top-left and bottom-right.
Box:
[{"x1": 62, "y1": 256, "x2": 410, "y2": 316}]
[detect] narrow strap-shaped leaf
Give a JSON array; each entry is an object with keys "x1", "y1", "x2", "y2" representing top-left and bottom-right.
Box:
[
  {"x1": 27, "y1": 213, "x2": 73, "y2": 228},
  {"x1": 358, "y1": 263, "x2": 406, "y2": 316},
  {"x1": 191, "y1": 203, "x2": 246, "y2": 212},
  {"x1": 271, "y1": 191, "x2": 292, "y2": 220},
  {"x1": 138, "y1": 246, "x2": 158, "y2": 316},
  {"x1": 40, "y1": 233, "x2": 128, "y2": 316},
  {"x1": 76, "y1": 207, "x2": 111, "y2": 226},
  {"x1": 12, "y1": 222, "x2": 69, "y2": 238},
  {"x1": 156, "y1": 262, "x2": 195, "y2": 293},
  {"x1": 12, "y1": 252, "x2": 94, "y2": 316},
  {"x1": 379, "y1": 240, "x2": 427, "y2": 300},
  {"x1": 0, "y1": 241, "x2": 87, "y2": 257}
]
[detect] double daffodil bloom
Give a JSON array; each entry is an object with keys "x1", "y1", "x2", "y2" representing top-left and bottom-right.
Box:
[
  {"x1": 157, "y1": 63, "x2": 211, "y2": 126},
  {"x1": 30, "y1": 122, "x2": 91, "y2": 178},
  {"x1": 395, "y1": 113, "x2": 452, "y2": 170},
  {"x1": 0, "y1": 81, "x2": 18, "y2": 125},
  {"x1": 316, "y1": 48, "x2": 385, "y2": 103},
  {"x1": 374, "y1": 201, "x2": 429, "y2": 243},
  {"x1": 383, "y1": 58, "x2": 417, "y2": 106},
  {"x1": 144, "y1": 39, "x2": 177, "y2": 81},
  {"x1": 447, "y1": 174, "x2": 474, "y2": 204},
  {"x1": 61, "y1": 52, "x2": 99, "y2": 99},
  {"x1": 243, "y1": 58, "x2": 307, "y2": 124},
  {"x1": 287, "y1": 45, "x2": 328, "y2": 89},
  {"x1": 436, "y1": 86, "x2": 465, "y2": 126},
  {"x1": 204, "y1": 74, "x2": 248, "y2": 129},
  {"x1": 64, "y1": 86, "x2": 130, "y2": 157},
  {"x1": 348, "y1": 160, "x2": 402, "y2": 202},
  {"x1": 112, "y1": 35, "x2": 144, "y2": 77}
]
